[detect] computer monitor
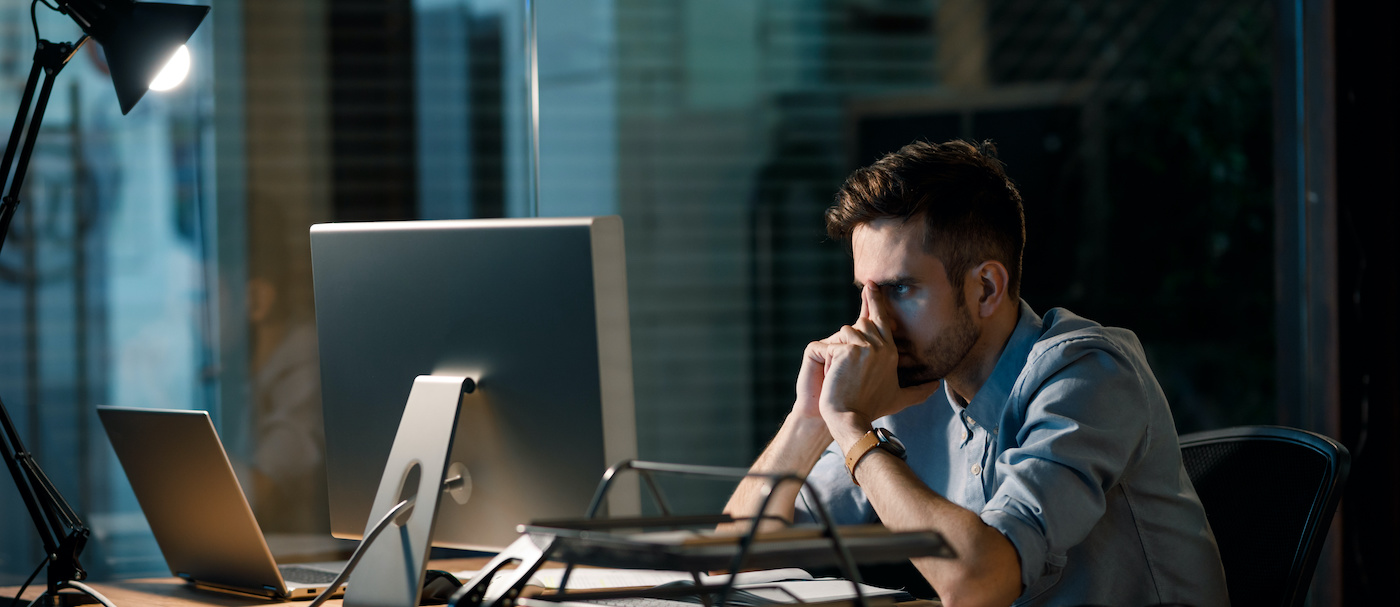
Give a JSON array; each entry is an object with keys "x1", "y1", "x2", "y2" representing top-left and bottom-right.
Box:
[{"x1": 309, "y1": 216, "x2": 640, "y2": 551}]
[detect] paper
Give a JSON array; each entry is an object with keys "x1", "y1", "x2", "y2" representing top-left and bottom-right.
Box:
[
  {"x1": 451, "y1": 569, "x2": 537, "y2": 596},
  {"x1": 463, "y1": 567, "x2": 814, "y2": 590},
  {"x1": 453, "y1": 567, "x2": 909, "y2": 604},
  {"x1": 532, "y1": 568, "x2": 694, "y2": 590},
  {"x1": 698, "y1": 568, "x2": 814, "y2": 586},
  {"x1": 741, "y1": 579, "x2": 910, "y2": 603}
]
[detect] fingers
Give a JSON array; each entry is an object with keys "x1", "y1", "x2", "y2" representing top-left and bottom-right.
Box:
[
  {"x1": 860, "y1": 282, "x2": 893, "y2": 343},
  {"x1": 832, "y1": 324, "x2": 871, "y2": 346},
  {"x1": 803, "y1": 339, "x2": 830, "y2": 367},
  {"x1": 793, "y1": 342, "x2": 828, "y2": 420},
  {"x1": 828, "y1": 323, "x2": 887, "y2": 366}
]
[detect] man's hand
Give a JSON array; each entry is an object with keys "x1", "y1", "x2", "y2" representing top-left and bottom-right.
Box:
[
  {"x1": 729, "y1": 281, "x2": 940, "y2": 532},
  {"x1": 793, "y1": 338, "x2": 828, "y2": 421},
  {"x1": 805, "y1": 282, "x2": 940, "y2": 444}
]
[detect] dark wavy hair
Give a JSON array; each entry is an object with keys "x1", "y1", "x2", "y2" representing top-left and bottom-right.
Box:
[{"x1": 826, "y1": 139, "x2": 1026, "y2": 301}]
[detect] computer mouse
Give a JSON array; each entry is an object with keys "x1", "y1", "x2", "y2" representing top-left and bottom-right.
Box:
[{"x1": 421, "y1": 569, "x2": 464, "y2": 605}]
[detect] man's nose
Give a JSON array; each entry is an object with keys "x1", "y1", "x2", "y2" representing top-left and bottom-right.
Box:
[{"x1": 885, "y1": 315, "x2": 902, "y2": 337}]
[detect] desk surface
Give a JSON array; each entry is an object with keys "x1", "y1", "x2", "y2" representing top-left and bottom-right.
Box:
[
  {"x1": 3, "y1": 559, "x2": 942, "y2": 607},
  {"x1": 2, "y1": 558, "x2": 483, "y2": 607}
]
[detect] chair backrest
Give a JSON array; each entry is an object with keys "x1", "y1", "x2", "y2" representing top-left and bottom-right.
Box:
[{"x1": 1178, "y1": 425, "x2": 1350, "y2": 607}]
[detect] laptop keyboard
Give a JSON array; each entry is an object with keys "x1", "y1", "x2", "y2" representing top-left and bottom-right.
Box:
[{"x1": 279, "y1": 564, "x2": 341, "y2": 585}]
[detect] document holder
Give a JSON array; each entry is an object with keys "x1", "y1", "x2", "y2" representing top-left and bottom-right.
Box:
[{"x1": 448, "y1": 460, "x2": 956, "y2": 607}]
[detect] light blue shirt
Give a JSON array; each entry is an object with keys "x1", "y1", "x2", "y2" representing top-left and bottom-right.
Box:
[{"x1": 796, "y1": 301, "x2": 1229, "y2": 606}]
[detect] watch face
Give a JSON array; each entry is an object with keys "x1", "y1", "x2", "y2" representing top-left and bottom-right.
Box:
[{"x1": 875, "y1": 428, "x2": 908, "y2": 459}]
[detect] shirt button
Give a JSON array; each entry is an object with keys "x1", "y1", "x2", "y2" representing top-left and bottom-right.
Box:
[
  {"x1": 970, "y1": 464, "x2": 982, "y2": 475},
  {"x1": 960, "y1": 430, "x2": 968, "y2": 441}
]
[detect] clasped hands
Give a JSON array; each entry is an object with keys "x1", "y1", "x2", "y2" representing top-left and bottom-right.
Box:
[{"x1": 796, "y1": 281, "x2": 942, "y2": 452}]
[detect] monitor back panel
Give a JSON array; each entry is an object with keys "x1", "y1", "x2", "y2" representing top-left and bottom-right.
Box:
[{"x1": 311, "y1": 217, "x2": 638, "y2": 550}]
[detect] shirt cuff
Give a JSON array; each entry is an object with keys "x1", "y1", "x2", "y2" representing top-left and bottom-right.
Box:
[{"x1": 980, "y1": 506, "x2": 1048, "y2": 590}]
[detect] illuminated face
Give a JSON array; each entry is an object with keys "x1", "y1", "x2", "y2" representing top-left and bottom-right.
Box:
[{"x1": 852, "y1": 218, "x2": 979, "y2": 387}]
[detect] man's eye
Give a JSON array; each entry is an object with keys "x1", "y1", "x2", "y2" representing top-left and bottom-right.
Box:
[{"x1": 889, "y1": 284, "x2": 911, "y2": 296}]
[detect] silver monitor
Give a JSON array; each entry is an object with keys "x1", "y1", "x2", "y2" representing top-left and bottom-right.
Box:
[{"x1": 310, "y1": 216, "x2": 639, "y2": 550}]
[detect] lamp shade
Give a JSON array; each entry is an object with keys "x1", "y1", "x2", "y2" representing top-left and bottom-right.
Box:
[{"x1": 70, "y1": 1, "x2": 210, "y2": 114}]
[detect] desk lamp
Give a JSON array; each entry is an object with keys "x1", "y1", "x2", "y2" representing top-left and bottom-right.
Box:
[{"x1": 0, "y1": 1, "x2": 208, "y2": 605}]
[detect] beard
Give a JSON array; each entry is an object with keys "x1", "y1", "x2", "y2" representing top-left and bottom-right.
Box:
[{"x1": 896, "y1": 303, "x2": 980, "y2": 388}]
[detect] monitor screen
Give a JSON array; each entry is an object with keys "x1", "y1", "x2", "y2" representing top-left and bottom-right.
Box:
[{"x1": 310, "y1": 216, "x2": 639, "y2": 550}]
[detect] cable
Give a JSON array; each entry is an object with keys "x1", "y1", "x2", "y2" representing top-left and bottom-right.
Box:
[
  {"x1": 307, "y1": 497, "x2": 415, "y2": 607},
  {"x1": 26, "y1": 580, "x2": 118, "y2": 607},
  {"x1": 29, "y1": 0, "x2": 62, "y2": 45},
  {"x1": 12, "y1": 555, "x2": 46, "y2": 606},
  {"x1": 30, "y1": 0, "x2": 41, "y2": 44},
  {"x1": 51, "y1": 581, "x2": 116, "y2": 607}
]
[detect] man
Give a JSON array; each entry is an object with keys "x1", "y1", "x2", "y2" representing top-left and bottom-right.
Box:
[{"x1": 724, "y1": 140, "x2": 1228, "y2": 607}]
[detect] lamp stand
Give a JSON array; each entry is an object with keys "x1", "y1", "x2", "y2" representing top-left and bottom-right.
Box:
[
  {"x1": 343, "y1": 375, "x2": 473, "y2": 607},
  {"x1": 0, "y1": 35, "x2": 113, "y2": 607}
]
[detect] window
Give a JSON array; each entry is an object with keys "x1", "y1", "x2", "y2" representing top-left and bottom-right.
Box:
[{"x1": 0, "y1": 0, "x2": 1281, "y2": 582}]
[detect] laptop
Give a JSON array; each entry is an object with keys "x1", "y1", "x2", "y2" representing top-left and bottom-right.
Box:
[{"x1": 97, "y1": 406, "x2": 345, "y2": 600}]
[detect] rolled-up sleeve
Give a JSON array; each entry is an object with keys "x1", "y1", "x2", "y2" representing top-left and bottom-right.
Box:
[
  {"x1": 979, "y1": 336, "x2": 1150, "y2": 590},
  {"x1": 794, "y1": 443, "x2": 877, "y2": 526}
]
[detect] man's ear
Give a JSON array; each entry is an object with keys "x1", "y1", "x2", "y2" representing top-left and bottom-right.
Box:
[{"x1": 970, "y1": 261, "x2": 1009, "y2": 319}]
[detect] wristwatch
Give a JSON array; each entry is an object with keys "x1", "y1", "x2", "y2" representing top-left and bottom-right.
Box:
[{"x1": 844, "y1": 427, "x2": 907, "y2": 486}]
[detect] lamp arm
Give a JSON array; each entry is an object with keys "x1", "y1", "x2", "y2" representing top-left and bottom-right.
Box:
[
  {"x1": 0, "y1": 396, "x2": 90, "y2": 587},
  {"x1": 0, "y1": 37, "x2": 85, "y2": 258},
  {"x1": 0, "y1": 56, "x2": 44, "y2": 257},
  {"x1": 0, "y1": 36, "x2": 94, "y2": 598}
]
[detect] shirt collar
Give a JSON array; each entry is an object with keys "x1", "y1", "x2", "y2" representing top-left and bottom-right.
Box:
[{"x1": 947, "y1": 299, "x2": 1043, "y2": 425}]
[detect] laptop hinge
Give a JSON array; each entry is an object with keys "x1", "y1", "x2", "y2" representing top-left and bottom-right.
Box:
[{"x1": 183, "y1": 577, "x2": 284, "y2": 599}]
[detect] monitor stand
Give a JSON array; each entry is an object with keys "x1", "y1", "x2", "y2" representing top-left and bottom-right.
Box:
[{"x1": 344, "y1": 375, "x2": 476, "y2": 607}]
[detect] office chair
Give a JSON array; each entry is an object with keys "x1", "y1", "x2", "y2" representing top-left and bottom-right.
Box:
[{"x1": 1179, "y1": 425, "x2": 1350, "y2": 607}]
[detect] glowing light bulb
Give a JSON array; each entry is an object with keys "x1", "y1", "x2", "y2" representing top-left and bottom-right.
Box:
[{"x1": 148, "y1": 45, "x2": 191, "y2": 91}]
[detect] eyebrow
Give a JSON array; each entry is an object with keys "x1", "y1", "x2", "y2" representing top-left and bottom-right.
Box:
[{"x1": 853, "y1": 276, "x2": 919, "y2": 288}]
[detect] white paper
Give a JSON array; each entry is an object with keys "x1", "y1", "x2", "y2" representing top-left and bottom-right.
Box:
[
  {"x1": 453, "y1": 567, "x2": 815, "y2": 591},
  {"x1": 525, "y1": 567, "x2": 813, "y2": 590},
  {"x1": 741, "y1": 579, "x2": 908, "y2": 603},
  {"x1": 532, "y1": 568, "x2": 691, "y2": 590},
  {"x1": 452, "y1": 567, "x2": 903, "y2": 604}
]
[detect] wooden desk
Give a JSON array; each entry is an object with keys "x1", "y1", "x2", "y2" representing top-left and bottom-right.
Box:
[
  {"x1": 3, "y1": 559, "x2": 942, "y2": 607},
  {"x1": 1, "y1": 558, "x2": 485, "y2": 607}
]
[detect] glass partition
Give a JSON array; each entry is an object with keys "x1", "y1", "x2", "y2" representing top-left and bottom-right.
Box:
[{"x1": 0, "y1": 0, "x2": 1279, "y2": 582}]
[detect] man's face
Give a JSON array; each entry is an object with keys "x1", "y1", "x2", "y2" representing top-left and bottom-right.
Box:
[{"x1": 852, "y1": 218, "x2": 979, "y2": 387}]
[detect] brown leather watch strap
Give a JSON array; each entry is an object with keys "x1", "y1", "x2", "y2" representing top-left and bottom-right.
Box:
[{"x1": 844, "y1": 430, "x2": 882, "y2": 486}]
